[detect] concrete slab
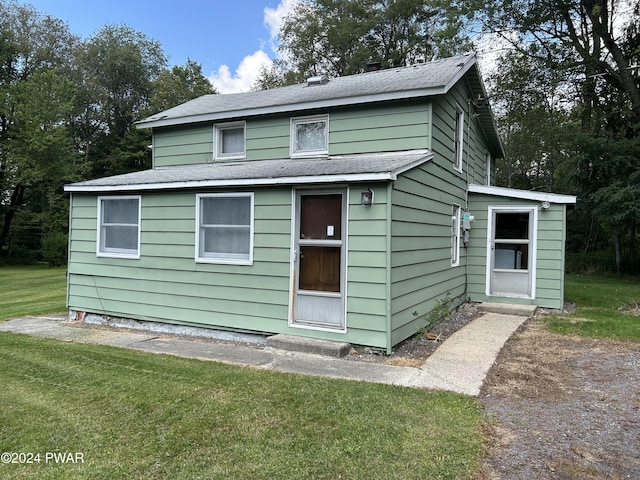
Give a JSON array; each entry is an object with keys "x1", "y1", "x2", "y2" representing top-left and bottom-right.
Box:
[
  {"x1": 477, "y1": 302, "x2": 537, "y2": 316},
  {"x1": 0, "y1": 310, "x2": 532, "y2": 396},
  {"x1": 266, "y1": 334, "x2": 351, "y2": 358},
  {"x1": 410, "y1": 313, "x2": 528, "y2": 395}
]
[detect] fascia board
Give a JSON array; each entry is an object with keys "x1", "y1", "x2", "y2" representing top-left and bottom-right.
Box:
[
  {"x1": 469, "y1": 184, "x2": 577, "y2": 204},
  {"x1": 64, "y1": 172, "x2": 398, "y2": 193}
]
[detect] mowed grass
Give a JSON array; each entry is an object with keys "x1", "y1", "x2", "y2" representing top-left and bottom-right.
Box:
[
  {"x1": 0, "y1": 333, "x2": 484, "y2": 480},
  {"x1": 0, "y1": 265, "x2": 67, "y2": 320},
  {"x1": 545, "y1": 273, "x2": 640, "y2": 340}
]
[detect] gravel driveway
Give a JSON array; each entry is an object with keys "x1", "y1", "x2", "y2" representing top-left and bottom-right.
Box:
[{"x1": 478, "y1": 317, "x2": 640, "y2": 479}]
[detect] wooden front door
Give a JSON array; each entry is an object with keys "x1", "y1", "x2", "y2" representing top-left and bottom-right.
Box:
[{"x1": 292, "y1": 189, "x2": 346, "y2": 329}]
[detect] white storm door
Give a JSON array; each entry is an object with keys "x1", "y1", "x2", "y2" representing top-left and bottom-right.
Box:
[
  {"x1": 292, "y1": 189, "x2": 346, "y2": 329},
  {"x1": 488, "y1": 207, "x2": 537, "y2": 298}
]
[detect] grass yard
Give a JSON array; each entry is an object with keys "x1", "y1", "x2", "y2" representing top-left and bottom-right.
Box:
[
  {"x1": 545, "y1": 273, "x2": 640, "y2": 340},
  {"x1": 0, "y1": 333, "x2": 484, "y2": 480},
  {"x1": 0, "y1": 265, "x2": 67, "y2": 321}
]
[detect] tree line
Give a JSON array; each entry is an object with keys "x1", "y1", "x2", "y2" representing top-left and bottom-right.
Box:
[
  {"x1": 0, "y1": 0, "x2": 215, "y2": 264},
  {"x1": 2, "y1": 0, "x2": 639, "y2": 274}
]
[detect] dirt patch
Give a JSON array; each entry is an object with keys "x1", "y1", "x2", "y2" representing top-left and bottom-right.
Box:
[
  {"x1": 477, "y1": 316, "x2": 640, "y2": 480},
  {"x1": 345, "y1": 302, "x2": 481, "y2": 364}
]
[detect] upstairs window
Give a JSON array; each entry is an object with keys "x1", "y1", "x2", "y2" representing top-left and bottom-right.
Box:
[
  {"x1": 98, "y1": 196, "x2": 141, "y2": 258},
  {"x1": 215, "y1": 122, "x2": 246, "y2": 159},
  {"x1": 196, "y1": 193, "x2": 254, "y2": 264},
  {"x1": 454, "y1": 105, "x2": 464, "y2": 172},
  {"x1": 291, "y1": 115, "x2": 328, "y2": 157}
]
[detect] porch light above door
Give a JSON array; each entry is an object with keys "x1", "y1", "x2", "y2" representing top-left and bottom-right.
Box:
[{"x1": 361, "y1": 188, "x2": 374, "y2": 207}]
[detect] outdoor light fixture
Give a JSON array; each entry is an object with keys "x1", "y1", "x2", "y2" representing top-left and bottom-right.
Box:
[
  {"x1": 540, "y1": 200, "x2": 550, "y2": 210},
  {"x1": 361, "y1": 187, "x2": 374, "y2": 207}
]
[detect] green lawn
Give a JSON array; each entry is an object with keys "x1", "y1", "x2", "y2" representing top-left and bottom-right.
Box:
[
  {"x1": 0, "y1": 266, "x2": 485, "y2": 479},
  {"x1": 0, "y1": 333, "x2": 484, "y2": 479},
  {"x1": 545, "y1": 273, "x2": 640, "y2": 340},
  {"x1": 0, "y1": 265, "x2": 67, "y2": 320}
]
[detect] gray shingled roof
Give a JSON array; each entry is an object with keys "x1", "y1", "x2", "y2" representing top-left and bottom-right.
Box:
[
  {"x1": 65, "y1": 150, "x2": 433, "y2": 192},
  {"x1": 137, "y1": 54, "x2": 477, "y2": 129}
]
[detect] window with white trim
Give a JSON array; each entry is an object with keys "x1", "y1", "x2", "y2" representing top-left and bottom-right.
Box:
[
  {"x1": 196, "y1": 193, "x2": 254, "y2": 264},
  {"x1": 451, "y1": 204, "x2": 461, "y2": 266},
  {"x1": 290, "y1": 115, "x2": 328, "y2": 157},
  {"x1": 484, "y1": 151, "x2": 492, "y2": 185},
  {"x1": 214, "y1": 122, "x2": 246, "y2": 159},
  {"x1": 454, "y1": 105, "x2": 464, "y2": 172},
  {"x1": 97, "y1": 196, "x2": 141, "y2": 258}
]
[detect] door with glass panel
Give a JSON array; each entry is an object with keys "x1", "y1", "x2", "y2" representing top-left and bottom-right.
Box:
[
  {"x1": 489, "y1": 208, "x2": 536, "y2": 297},
  {"x1": 292, "y1": 189, "x2": 346, "y2": 329}
]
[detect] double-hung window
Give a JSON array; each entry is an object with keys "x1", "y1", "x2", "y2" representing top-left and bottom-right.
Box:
[
  {"x1": 215, "y1": 121, "x2": 246, "y2": 159},
  {"x1": 97, "y1": 196, "x2": 141, "y2": 258},
  {"x1": 451, "y1": 204, "x2": 461, "y2": 267},
  {"x1": 454, "y1": 105, "x2": 464, "y2": 172},
  {"x1": 196, "y1": 193, "x2": 254, "y2": 264},
  {"x1": 290, "y1": 115, "x2": 328, "y2": 157}
]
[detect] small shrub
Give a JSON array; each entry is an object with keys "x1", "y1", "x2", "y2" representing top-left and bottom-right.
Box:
[
  {"x1": 41, "y1": 231, "x2": 68, "y2": 267},
  {"x1": 414, "y1": 292, "x2": 453, "y2": 337}
]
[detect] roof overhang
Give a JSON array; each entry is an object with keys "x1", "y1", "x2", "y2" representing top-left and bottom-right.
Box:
[
  {"x1": 135, "y1": 87, "x2": 452, "y2": 130},
  {"x1": 469, "y1": 184, "x2": 577, "y2": 204},
  {"x1": 65, "y1": 150, "x2": 433, "y2": 193}
]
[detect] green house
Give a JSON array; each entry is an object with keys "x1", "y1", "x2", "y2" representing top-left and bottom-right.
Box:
[{"x1": 64, "y1": 54, "x2": 576, "y2": 353}]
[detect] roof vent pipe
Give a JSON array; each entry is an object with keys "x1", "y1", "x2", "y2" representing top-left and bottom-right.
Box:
[{"x1": 306, "y1": 74, "x2": 329, "y2": 86}]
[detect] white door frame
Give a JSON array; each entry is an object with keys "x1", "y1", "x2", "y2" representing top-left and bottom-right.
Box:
[
  {"x1": 289, "y1": 187, "x2": 348, "y2": 332},
  {"x1": 485, "y1": 205, "x2": 538, "y2": 299}
]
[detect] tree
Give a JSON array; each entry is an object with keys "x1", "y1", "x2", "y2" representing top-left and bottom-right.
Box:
[
  {"x1": 0, "y1": 70, "x2": 77, "y2": 253},
  {"x1": 0, "y1": 1, "x2": 79, "y2": 256},
  {"x1": 478, "y1": 0, "x2": 640, "y2": 272},
  {"x1": 267, "y1": 0, "x2": 474, "y2": 84},
  {"x1": 70, "y1": 24, "x2": 167, "y2": 175},
  {"x1": 148, "y1": 59, "x2": 216, "y2": 114}
]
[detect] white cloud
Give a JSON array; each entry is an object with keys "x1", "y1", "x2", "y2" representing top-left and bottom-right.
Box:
[
  {"x1": 209, "y1": 50, "x2": 273, "y2": 94},
  {"x1": 208, "y1": 1, "x2": 300, "y2": 94},
  {"x1": 264, "y1": 0, "x2": 298, "y2": 46}
]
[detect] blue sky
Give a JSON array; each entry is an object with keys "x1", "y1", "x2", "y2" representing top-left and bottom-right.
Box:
[{"x1": 22, "y1": 0, "x2": 297, "y2": 93}]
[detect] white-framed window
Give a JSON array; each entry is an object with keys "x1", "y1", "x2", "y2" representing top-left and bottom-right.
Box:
[
  {"x1": 451, "y1": 204, "x2": 461, "y2": 266},
  {"x1": 97, "y1": 196, "x2": 141, "y2": 258},
  {"x1": 484, "y1": 151, "x2": 492, "y2": 185},
  {"x1": 290, "y1": 114, "x2": 328, "y2": 157},
  {"x1": 454, "y1": 105, "x2": 464, "y2": 172},
  {"x1": 214, "y1": 121, "x2": 246, "y2": 159},
  {"x1": 196, "y1": 193, "x2": 254, "y2": 264}
]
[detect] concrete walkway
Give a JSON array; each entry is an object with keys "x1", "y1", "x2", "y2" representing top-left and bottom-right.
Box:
[{"x1": 0, "y1": 307, "x2": 532, "y2": 396}]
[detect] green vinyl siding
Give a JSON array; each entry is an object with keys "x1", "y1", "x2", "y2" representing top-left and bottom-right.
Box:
[
  {"x1": 153, "y1": 125, "x2": 213, "y2": 167},
  {"x1": 388, "y1": 157, "x2": 468, "y2": 348},
  {"x1": 68, "y1": 184, "x2": 394, "y2": 350},
  {"x1": 151, "y1": 103, "x2": 432, "y2": 167},
  {"x1": 466, "y1": 194, "x2": 568, "y2": 309},
  {"x1": 329, "y1": 103, "x2": 431, "y2": 155},
  {"x1": 68, "y1": 189, "x2": 293, "y2": 333}
]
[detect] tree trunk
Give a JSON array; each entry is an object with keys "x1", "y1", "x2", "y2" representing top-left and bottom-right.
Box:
[
  {"x1": 0, "y1": 184, "x2": 25, "y2": 252},
  {"x1": 614, "y1": 231, "x2": 623, "y2": 274}
]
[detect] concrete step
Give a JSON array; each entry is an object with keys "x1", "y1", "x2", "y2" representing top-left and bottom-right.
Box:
[
  {"x1": 266, "y1": 334, "x2": 351, "y2": 358},
  {"x1": 477, "y1": 302, "x2": 537, "y2": 317}
]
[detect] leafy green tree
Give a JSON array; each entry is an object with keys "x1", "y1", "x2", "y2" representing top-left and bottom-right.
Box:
[
  {"x1": 268, "y1": 0, "x2": 474, "y2": 84},
  {"x1": 148, "y1": 59, "x2": 216, "y2": 114},
  {"x1": 71, "y1": 24, "x2": 167, "y2": 176},
  {"x1": 0, "y1": 70, "x2": 77, "y2": 253},
  {"x1": 0, "y1": 1, "x2": 79, "y2": 257}
]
